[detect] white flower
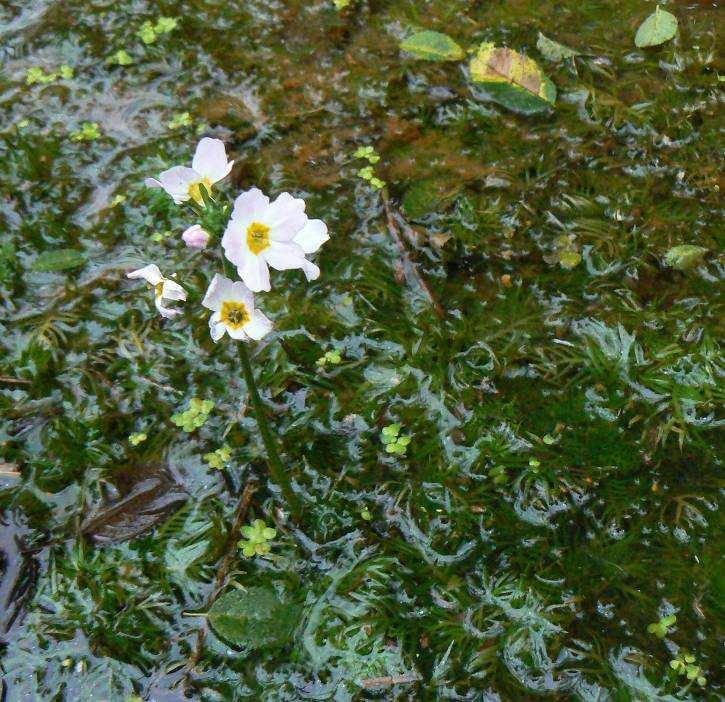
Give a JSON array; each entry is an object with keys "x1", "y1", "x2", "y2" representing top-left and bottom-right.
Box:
[
  {"x1": 181, "y1": 224, "x2": 210, "y2": 249},
  {"x1": 221, "y1": 187, "x2": 329, "y2": 292},
  {"x1": 127, "y1": 263, "x2": 186, "y2": 318},
  {"x1": 145, "y1": 137, "x2": 233, "y2": 205},
  {"x1": 202, "y1": 274, "x2": 272, "y2": 342}
]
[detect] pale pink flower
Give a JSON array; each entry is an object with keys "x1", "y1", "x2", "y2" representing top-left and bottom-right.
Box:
[
  {"x1": 202, "y1": 274, "x2": 272, "y2": 342},
  {"x1": 127, "y1": 263, "x2": 186, "y2": 319},
  {"x1": 145, "y1": 138, "x2": 233, "y2": 205},
  {"x1": 221, "y1": 187, "x2": 329, "y2": 292}
]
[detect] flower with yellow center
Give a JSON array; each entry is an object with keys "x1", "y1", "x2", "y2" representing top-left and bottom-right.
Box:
[
  {"x1": 202, "y1": 274, "x2": 272, "y2": 342},
  {"x1": 127, "y1": 263, "x2": 186, "y2": 318},
  {"x1": 221, "y1": 187, "x2": 330, "y2": 292},
  {"x1": 145, "y1": 137, "x2": 233, "y2": 206}
]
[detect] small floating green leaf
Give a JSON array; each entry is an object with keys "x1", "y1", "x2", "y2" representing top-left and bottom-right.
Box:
[
  {"x1": 33, "y1": 249, "x2": 87, "y2": 272},
  {"x1": 635, "y1": 7, "x2": 678, "y2": 48},
  {"x1": 470, "y1": 42, "x2": 556, "y2": 113},
  {"x1": 207, "y1": 587, "x2": 299, "y2": 650},
  {"x1": 664, "y1": 245, "x2": 707, "y2": 270},
  {"x1": 400, "y1": 30, "x2": 465, "y2": 62},
  {"x1": 536, "y1": 32, "x2": 579, "y2": 61}
]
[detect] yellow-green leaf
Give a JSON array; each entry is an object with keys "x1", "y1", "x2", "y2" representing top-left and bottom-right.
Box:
[
  {"x1": 635, "y1": 7, "x2": 678, "y2": 48},
  {"x1": 664, "y1": 245, "x2": 707, "y2": 270},
  {"x1": 537, "y1": 32, "x2": 579, "y2": 62},
  {"x1": 470, "y1": 43, "x2": 556, "y2": 113},
  {"x1": 400, "y1": 30, "x2": 465, "y2": 62}
]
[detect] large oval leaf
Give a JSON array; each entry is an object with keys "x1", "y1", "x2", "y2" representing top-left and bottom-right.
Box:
[
  {"x1": 470, "y1": 43, "x2": 556, "y2": 114},
  {"x1": 207, "y1": 587, "x2": 299, "y2": 650},
  {"x1": 33, "y1": 248, "x2": 87, "y2": 272},
  {"x1": 400, "y1": 30, "x2": 465, "y2": 62},
  {"x1": 635, "y1": 7, "x2": 677, "y2": 48}
]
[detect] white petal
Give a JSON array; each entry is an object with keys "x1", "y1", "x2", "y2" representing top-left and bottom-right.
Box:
[
  {"x1": 293, "y1": 219, "x2": 329, "y2": 254},
  {"x1": 145, "y1": 177, "x2": 162, "y2": 189},
  {"x1": 192, "y1": 138, "x2": 233, "y2": 184},
  {"x1": 155, "y1": 297, "x2": 181, "y2": 319},
  {"x1": 262, "y1": 192, "x2": 307, "y2": 242},
  {"x1": 264, "y1": 241, "x2": 309, "y2": 271},
  {"x1": 127, "y1": 264, "x2": 162, "y2": 285},
  {"x1": 202, "y1": 274, "x2": 235, "y2": 311},
  {"x1": 231, "y1": 187, "x2": 270, "y2": 222},
  {"x1": 221, "y1": 217, "x2": 247, "y2": 268},
  {"x1": 227, "y1": 325, "x2": 250, "y2": 341},
  {"x1": 209, "y1": 313, "x2": 226, "y2": 342},
  {"x1": 158, "y1": 166, "x2": 200, "y2": 204},
  {"x1": 227, "y1": 279, "x2": 255, "y2": 307},
  {"x1": 243, "y1": 310, "x2": 272, "y2": 341},
  {"x1": 239, "y1": 254, "x2": 271, "y2": 292},
  {"x1": 161, "y1": 279, "x2": 187, "y2": 302},
  {"x1": 300, "y1": 258, "x2": 321, "y2": 281}
]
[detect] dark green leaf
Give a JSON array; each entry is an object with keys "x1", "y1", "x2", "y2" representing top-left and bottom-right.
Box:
[
  {"x1": 207, "y1": 587, "x2": 300, "y2": 650},
  {"x1": 33, "y1": 249, "x2": 87, "y2": 272},
  {"x1": 402, "y1": 179, "x2": 458, "y2": 219}
]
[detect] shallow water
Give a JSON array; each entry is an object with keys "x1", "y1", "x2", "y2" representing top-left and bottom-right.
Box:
[{"x1": 0, "y1": 0, "x2": 723, "y2": 700}]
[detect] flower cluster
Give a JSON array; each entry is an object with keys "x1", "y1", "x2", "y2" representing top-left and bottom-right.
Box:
[{"x1": 128, "y1": 138, "x2": 329, "y2": 344}]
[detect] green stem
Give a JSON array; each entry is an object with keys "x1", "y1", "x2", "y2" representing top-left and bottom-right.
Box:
[
  {"x1": 236, "y1": 330, "x2": 300, "y2": 516},
  {"x1": 215, "y1": 231, "x2": 299, "y2": 515}
]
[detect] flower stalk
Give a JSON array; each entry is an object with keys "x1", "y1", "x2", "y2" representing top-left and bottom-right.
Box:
[{"x1": 236, "y1": 338, "x2": 300, "y2": 515}]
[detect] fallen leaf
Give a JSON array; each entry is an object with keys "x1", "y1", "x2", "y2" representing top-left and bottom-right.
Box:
[
  {"x1": 664, "y1": 245, "x2": 707, "y2": 270},
  {"x1": 470, "y1": 43, "x2": 556, "y2": 113},
  {"x1": 537, "y1": 32, "x2": 579, "y2": 62},
  {"x1": 635, "y1": 7, "x2": 678, "y2": 48},
  {"x1": 81, "y1": 473, "x2": 187, "y2": 544},
  {"x1": 400, "y1": 31, "x2": 465, "y2": 62}
]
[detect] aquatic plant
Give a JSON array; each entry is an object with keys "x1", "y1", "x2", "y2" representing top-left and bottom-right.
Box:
[
  {"x1": 238, "y1": 519, "x2": 277, "y2": 557},
  {"x1": 128, "y1": 138, "x2": 329, "y2": 513}
]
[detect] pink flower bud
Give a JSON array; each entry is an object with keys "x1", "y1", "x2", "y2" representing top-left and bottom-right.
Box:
[{"x1": 181, "y1": 224, "x2": 210, "y2": 249}]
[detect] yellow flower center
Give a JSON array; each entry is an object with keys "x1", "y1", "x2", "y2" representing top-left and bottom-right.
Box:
[
  {"x1": 220, "y1": 300, "x2": 250, "y2": 330},
  {"x1": 246, "y1": 221, "x2": 271, "y2": 255},
  {"x1": 154, "y1": 281, "x2": 165, "y2": 298},
  {"x1": 188, "y1": 177, "x2": 213, "y2": 206}
]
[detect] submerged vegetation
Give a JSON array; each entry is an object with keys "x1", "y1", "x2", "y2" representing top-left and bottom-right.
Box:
[{"x1": 0, "y1": 0, "x2": 722, "y2": 700}]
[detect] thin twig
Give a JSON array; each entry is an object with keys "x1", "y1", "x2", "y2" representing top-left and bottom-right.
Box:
[
  {"x1": 183, "y1": 482, "x2": 257, "y2": 683},
  {"x1": 361, "y1": 673, "x2": 421, "y2": 688},
  {"x1": 0, "y1": 376, "x2": 31, "y2": 385},
  {"x1": 382, "y1": 194, "x2": 445, "y2": 319}
]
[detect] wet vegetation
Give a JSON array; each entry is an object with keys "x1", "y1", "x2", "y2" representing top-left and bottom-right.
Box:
[{"x1": 0, "y1": 0, "x2": 722, "y2": 700}]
